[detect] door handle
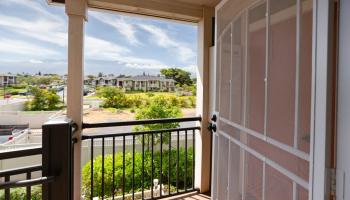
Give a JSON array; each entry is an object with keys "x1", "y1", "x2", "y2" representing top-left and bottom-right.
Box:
[
  {"x1": 211, "y1": 114, "x2": 217, "y2": 122},
  {"x1": 208, "y1": 114, "x2": 217, "y2": 132},
  {"x1": 208, "y1": 122, "x2": 217, "y2": 132}
]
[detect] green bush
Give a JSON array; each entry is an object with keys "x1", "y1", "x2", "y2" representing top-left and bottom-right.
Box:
[
  {"x1": 25, "y1": 87, "x2": 61, "y2": 111},
  {"x1": 134, "y1": 95, "x2": 182, "y2": 132},
  {"x1": 10, "y1": 91, "x2": 19, "y2": 95},
  {"x1": 98, "y1": 88, "x2": 196, "y2": 110},
  {"x1": 0, "y1": 186, "x2": 41, "y2": 200},
  {"x1": 11, "y1": 85, "x2": 27, "y2": 89},
  {"x1": 98, "y1": 87, "x2": 129, "y2": 109},
  {"x1": 126, "y1": 94, "x2": 149, "y2": 108},
  {"x1": 82, "y1": 147, "x2": 193, "y2": 199},
  {"x1": 133, "y1": 96, "x2": 183, "y2": 148}
]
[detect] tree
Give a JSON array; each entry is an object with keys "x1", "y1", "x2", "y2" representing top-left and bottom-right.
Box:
[
  {"x1": 134, "y1": 96, "x2": 182, "y2": 149},
  {"x1": 98, "y1": 87, "x2": 128, "y2": 108},
  {"x1": 17, "y1": 74, "x2": 61, "y2": 86},
  {"x1": 26, "y1": 87, "x2": 61, "y2": 111},
  {"x1": 160, "y1": 68, "x2": 193, "y2": 86},
  {"x1": 87, "y1": 75, "x2": 95, "y2": 79},
  {"x1": 98, "y1": 72, "x2": 103, "y2": 77}
]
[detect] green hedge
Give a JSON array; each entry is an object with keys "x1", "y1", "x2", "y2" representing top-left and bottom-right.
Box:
[
  {"x1": 98, "y1": 87, "x2": 196, "y2": 109},
  {"x1": 0, "y1": 186, "x2": 41, "y2": 200},
  {"x1": 82, "y1": 147, "x2": 193, "y2": 199}
]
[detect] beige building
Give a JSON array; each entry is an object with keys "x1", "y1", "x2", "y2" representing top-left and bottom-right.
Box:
[
  {"x1": 0, "y1": 74, "x2": 17, "y2": 86},
  {"x1": 85, "y1": 75, "x2": 175, "y2": 91}
]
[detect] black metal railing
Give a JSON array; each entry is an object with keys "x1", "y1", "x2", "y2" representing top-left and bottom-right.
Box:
[
  {"x1": 81, "y1": 116, "x2": 201, "y2": 200},
  {"x1": 0, "y1": 118, "x2": 77, "y2": 200},
  {"x1": 0, "y1": 149, "x2": 44, "y2": 200}
]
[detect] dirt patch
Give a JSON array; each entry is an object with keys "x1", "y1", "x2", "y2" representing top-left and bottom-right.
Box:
[
  {"x1": 181, "y1": 108, "x2": 197, "y2": 117},
  {"x1": 83, "y1": 109, "x2": 135, "y2": 123},
  {"x1": 83, "y1": 108, "x2": 196, "y2": 123}
]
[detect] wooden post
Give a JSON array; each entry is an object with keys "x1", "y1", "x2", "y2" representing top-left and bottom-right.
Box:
[
  {"x1": 65, "y1": 0, "x2": 87, "y2": 199},
  {"x1": 42, "y1": 118, "x2": 75, "y2": 200},
  {"x1": 196, "y1": 6, "x2": 214, "y2": 193}
]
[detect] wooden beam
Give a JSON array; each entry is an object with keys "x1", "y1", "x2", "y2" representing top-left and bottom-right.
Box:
[
  {"x1": 65, "y1": 0, "x2": 87, "y2": 199},
  {"x1": 196, "y1": 6, "x2": 214, "y2": 193},
  {"x1": 51, "y1": 0, "x2": 203, "y2": 22}
]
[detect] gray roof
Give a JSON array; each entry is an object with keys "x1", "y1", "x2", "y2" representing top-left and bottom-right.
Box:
[
  {"x1": 85, "y1": 75, "x2": 175, "y2": 82},
  {"x1": 0, "y1": 73, "x2": 16, "y2": 77}
]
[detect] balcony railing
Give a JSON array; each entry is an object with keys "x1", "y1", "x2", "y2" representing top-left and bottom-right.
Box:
[
  {"x1": 0, "y1": 119, "x2": 77, "y2": 200},
  {"x1": 81, "y1": 116, "x2": 201, "y2": 200},
  {"x1": 0, "y1": 117, "x2": 201, "y2": 200},
  {"x1": 0, "y1": 148, "x2": 44, "y2": 200}
]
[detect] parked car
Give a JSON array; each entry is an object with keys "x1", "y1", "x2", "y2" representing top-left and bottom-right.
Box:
[
  {"x1": 18, "y1": 91, "x2": 28, "y2": 96},
  {"x1": 4, "y1": 93, "x2": 11, "y2": 99}
]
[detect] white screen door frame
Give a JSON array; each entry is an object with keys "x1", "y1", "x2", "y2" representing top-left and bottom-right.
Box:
[{"x1": 209, "y1": 0, "x2": 336, "y2": 200}]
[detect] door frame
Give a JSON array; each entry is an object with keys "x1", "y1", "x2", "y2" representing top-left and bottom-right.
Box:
[{"x1": 310, "y1": 0, "x2": 337, "y2": 199}]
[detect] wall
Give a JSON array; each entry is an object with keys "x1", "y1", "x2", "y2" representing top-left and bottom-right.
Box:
[
  {"x1": 0, "y1": 111, "x2": 60, "y2": 128},
  {"x1": 0, "y1": 100, "x2": 26, "y2": 111}
]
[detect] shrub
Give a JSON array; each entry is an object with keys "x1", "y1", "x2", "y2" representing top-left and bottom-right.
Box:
[
  {"x1": 134, "y1": 96, "x2": 182, "y2": 131},
  {"x1": 25, "y1": 87, "x2": 61, "y2": 111},
  {"x1": 133, "y1": 96, "x2": 183, "y2": 148},
  {"x1": 0, "y1": 186, "x2": 41, "y2": 200},
  {"x1": 11, "y1": 85, "x2": 27, "y2": 89},
  {"x1": 10, "y1": 91, "x2": 19, "y2": 95},
  {"x1": 82, "y1": 147, "x2": 193, "y2": 199},
  {"x1": 98, "y1": 87, "x2": 129, "y2": 109},
  {"x1": 126, "y1": 94, "x2": 149, "y2": 108},
  {"x1": 146, "y1": 93, "x2": 155, "y2": 97}
]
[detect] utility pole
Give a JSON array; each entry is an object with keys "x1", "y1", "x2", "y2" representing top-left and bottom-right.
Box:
[
  {"x1": 3, "y1": 83, "x2": 5, "y2": 99},
  {"x1": 62, "y1": 86, "x2": 65, "y2": 104}
]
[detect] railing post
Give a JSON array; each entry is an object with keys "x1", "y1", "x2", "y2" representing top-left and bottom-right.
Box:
[{"x1": 42, "y1": 118, "x2": 75, "y2": 200}]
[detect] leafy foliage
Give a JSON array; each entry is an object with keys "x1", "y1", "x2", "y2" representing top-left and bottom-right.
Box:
[
  {"x1": 160, "y1": 68, "x2": 193, "y2": 86},
  {"x1": 25, "y1": 87, "x2": 61, "y2": 111},
  {"x1": 82, "y1": 147, "x2": 193, "y2": 199},
  {"x1": 134, "y1": 96, "x2": 182, "y2": 131},
  {"x1": 180, "y1": 84, "x2": 197, "y2": 96},
  {"x1": 0, "y1": 186, "x2": 42, "y2": 200},
  {"x1": 133, "y1": 96, "x2": 183, "y2": 148},
  {"x1": 98, "y1": 89, "x2": 196, "y2": 110},
  {"x1": 98, "y1": 87, "x2": 129, "y2": 109},
  {"x1": 17, "y1": 74, "x2": 62, "y2": 86}
]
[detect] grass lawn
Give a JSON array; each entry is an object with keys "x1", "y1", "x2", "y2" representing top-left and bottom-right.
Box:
[{"x1": 0, "y1": 86, "x2": 27, "y2": 96}]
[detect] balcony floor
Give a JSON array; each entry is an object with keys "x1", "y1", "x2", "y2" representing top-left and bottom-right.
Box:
[{"x1": 162, "y1": 192, "x2": 210, "y2": 200}]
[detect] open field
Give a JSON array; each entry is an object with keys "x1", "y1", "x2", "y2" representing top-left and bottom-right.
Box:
[
  {"x1": 85, "y1": 91, "x2": 179, "y2": 100},
  {"x1": 83, "y1": 108, "x2": 196, "y2": 123}
]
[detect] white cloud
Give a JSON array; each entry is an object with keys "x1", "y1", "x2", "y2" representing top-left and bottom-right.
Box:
[
  {"x1": 0, "y1": 38, "x2": 59, "y2": 57},
  {"x1": 0, "y1": 0, "x2": 197, "y2": 74},
  {"x1": 138, "y1": 24, "x2": 196, "y2": 63},
  {"x1": 0, "y1": 14, "x2": 67, "y2": 47},
  {"x1": 118, "y1": 57, "x2": 169, "y2": 69},
  {"x1": 0, "y1": 0, "x2": 64, "y2": 22},
  {"x1": 29, "y1": 59, "x2": 44, "y2": 64},
  {"x1": 85, "y1": 41, "x2": 169, "y2": 70},
  {"x1": 85, "y1": 36, "x2": 130, "y2": 60},
  {"x1": 90, "y1": 11, "x2": 140, "y2": 45},
  {"x1": 85, "y1": 36, "x2": 170, "y2": 70}
]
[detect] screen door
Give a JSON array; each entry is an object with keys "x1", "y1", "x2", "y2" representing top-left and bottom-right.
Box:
[{"x1": 211, "y1": 0, "x2": 313, "y2": 199}]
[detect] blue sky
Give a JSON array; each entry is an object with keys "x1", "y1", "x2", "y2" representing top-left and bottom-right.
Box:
[{"x1": 0, "y1": 0, "x2": 198, "y2": 76}]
